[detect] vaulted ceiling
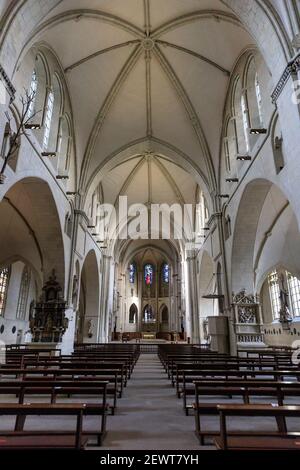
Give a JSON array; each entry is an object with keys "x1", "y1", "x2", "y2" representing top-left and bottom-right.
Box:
[
  {"x1": 101, "y1": 154, "x2": 197, "y2": 208},
  {"x1": 20, "y1": 0, "x2": 254, "y2": 200}
]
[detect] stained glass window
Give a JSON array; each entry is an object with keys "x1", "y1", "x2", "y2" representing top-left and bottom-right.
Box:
[
  {"x1": 255, "y1": 73, "x2": 263, "y2": 126},
  {"x1": 16, "y1": 266, "x2": 31, "y2": 320},
  {"x1": 162, "y1": 263, "x2": 169, "y2": 283},
  {"x1": 241, "y1": 94, "x2": 250, "y2": 152},
  {"x1": 286, "y1": 271, "x2": 300, "y2": 316},
  {"x1": 0, "y1": 267, "x2": 10, "y2": 317},
  {"x1": 129, "y1": 263, "x2": 135, "y2": 284},
  {"x1": 268, "y1": 270, "x2": 281, "y2": 320},
  {"x1": 43, "y1": 90, "x2": 54, "y2": 149},
  {"x1": 144, "y1": 264, "x2": 153, "y2": 286},
  {"x1": 28, "y1": 70, "x2": 38, "y2": 118}
]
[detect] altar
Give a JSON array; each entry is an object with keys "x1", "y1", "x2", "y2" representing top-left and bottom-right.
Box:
[{"x1": 142, "y1": 332, "x2": 156, "y2": 340}]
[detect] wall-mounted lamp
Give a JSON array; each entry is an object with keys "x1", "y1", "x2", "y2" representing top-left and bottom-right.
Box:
[
  {"x1": 237, "y1": 155, "x2": 252, "y2": 161},
  {"x1": 41, "y1": 151, "x2": 56, "y2": 157},
  {"x1": 226, "y1": 178, "x2": 239, "y2": 183},
  {"x1": 24, "y1": 123, "x2": 41, "y2": 130},
  {"x1": 250, "y1": 128, "x2": 267, "y2": 135},
  {"x1": 56, "y1": 174, "x2": 69, "y2": 180}
]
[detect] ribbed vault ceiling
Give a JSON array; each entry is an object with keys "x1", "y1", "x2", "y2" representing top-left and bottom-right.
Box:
[
  {"x1": 28, "y1": 0, "x2": 254, "y2": 199},
  {"x1": 102, "y1": 154, "x2": 197, "y2": 207}
]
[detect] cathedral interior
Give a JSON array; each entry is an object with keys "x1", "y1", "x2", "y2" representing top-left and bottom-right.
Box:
[{"x1": 0, "y1": 0, "x2": 300, "y2": 455}]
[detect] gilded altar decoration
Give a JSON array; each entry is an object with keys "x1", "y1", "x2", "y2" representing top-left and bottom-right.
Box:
[{"x1": 30, "y1": 270, "x2": 68, "y2": 342}]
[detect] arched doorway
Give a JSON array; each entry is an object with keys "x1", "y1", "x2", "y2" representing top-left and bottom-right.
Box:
[
  {"x1": 143, "y1": 304, "x2": 155, "y2": 323},
  {"x1": 129, "y1": 303, "x2": 138, "y2": 324},
  {"x1": 159, "y1": 304, "x2": 169, "y2": 332}
]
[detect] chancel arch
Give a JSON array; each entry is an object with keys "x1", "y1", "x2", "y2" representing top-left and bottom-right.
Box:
[{"x1": 113, "y1": 242, "x2": 180, "y2": 341}]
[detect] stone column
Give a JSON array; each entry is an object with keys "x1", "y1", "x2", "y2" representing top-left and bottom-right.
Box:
[
  {"x1": 171, "y1": 271, "x2": 179, "y2": 332},
  {"x1": 98, "y1": 255, "x2": 113, "y2": 343},
  {"x1": 61, "y1": 203, "x2": 83, "y2": 353},
  {"x1": 60, "y1": 307, "x2": 76, "y2": 355},
  {"x1": 185, "y1": 254, "x2": 200, "y2": 344},
  {"x1": 138, "y1": 269, "x2": 143, "y2": 333},
  {"x1": 286, "y1": 0, "x2": 300, "y2": 46}
]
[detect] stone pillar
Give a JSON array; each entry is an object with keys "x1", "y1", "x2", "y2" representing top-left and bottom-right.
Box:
[
  {"x1": 286, "y1": 0, "x2": 300, "y2": 46},
  {"x1": 185, "y1": 254, "x2": 200, "y2": 344},
  {"x1": 62, "y1": 204, "x2": 83, "y2": 353},
  {"x1": 156, "y1": 263, "x2": 159, "y2": 333},
  {"x1": 171, "y1": 271, "x2": 179, "y2": 332},
  {"x1": 138, "y1": 269, "x2": 143, "y2": 333},
  {"x1": 60, "y1": 307, "x2": 76, "y2": 355},
  {"x1": 98, "y1": 255, "x2": 113, "y2": 343}
]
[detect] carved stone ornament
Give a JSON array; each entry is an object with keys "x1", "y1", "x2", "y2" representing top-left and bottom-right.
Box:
[{"x1": 232, "y1": 290, "x2": 260, "y2": 325}]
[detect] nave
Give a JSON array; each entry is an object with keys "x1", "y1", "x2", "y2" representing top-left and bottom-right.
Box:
[
  {"x1": 1, "y1": 0, "x2": 300, "y2": 455},
  {"x1": 101, "y1": 354, "x2": 201, "y2": 451}
]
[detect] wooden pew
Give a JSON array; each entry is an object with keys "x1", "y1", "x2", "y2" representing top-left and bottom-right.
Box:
[
  {"x1": 22, "y1": 361, "x2": 128, "y2": 394},
  {"x1": 0, "y1": 369, "x2": 120, "y2": 413},
  {"x1": 0, "y1": 403, "x2": 88, "y2": 449},
  {"x1": 176, "y1": 368, "x2": 300, "y2": 406},
  {"x1": 0, "y1": 382, "x2": 109, "y2": 445},
  {"x1": 193, "y1": 380, "x2": 300, "y2": 444},
  {"x1": 214, "y1": 404, "x2": 300, "y2": 450}
]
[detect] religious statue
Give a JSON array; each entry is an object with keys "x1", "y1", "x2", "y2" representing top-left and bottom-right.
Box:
[
  {"x1": 87, "y1": 319, "x2": 93, "y2": 338},
  {"x1": 278, "y1": 273, "x2": 292, "y2": 327},
  {"x1": 72, "y1": 274, "x2": 79, "y2": 307}
]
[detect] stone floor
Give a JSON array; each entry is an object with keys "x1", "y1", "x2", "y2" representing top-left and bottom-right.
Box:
[{"x1": 101, "y1": 353, "x2": 202, "y2": 450}]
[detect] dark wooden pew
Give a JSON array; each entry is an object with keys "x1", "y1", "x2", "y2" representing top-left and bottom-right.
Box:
[
  {"x1": 193, "y1": 380, "x2": 300, "y2": 444},
  {"x1": 214, "y1": 404, "x2": 300, "y2": 450},
  {"x1": 0, "y1": 403, "x2": 89, "y2": 449},
  {"x1": 0, "y1": 369, "x2": 120, "y2": 411},
  {"x1": 176, "y1": 368, "x2": 300, "y2": 403},
  {"x1": 0, "y1": 381, "x2": 109, "y2": 444}
]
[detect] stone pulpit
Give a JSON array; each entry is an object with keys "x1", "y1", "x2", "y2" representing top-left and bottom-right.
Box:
[{"x1": 30, "y1": 271, "x2": 68, "y2": 343}]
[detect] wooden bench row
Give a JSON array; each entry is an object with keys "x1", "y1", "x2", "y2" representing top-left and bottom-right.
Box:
[
  {"x1": 0, "y1": 400, "x2": 109, "y2": 449},
  {"x1": 215, "y1": 404, "x2": 300, "y2": 450},
  {"x1": 193, "y1": 379, "x2": 300, "y2": 444}
]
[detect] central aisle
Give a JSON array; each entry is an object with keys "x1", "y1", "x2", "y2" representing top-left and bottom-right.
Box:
[{"x1": 101, "y1": 354, "x2": 201, "y2": 450}]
